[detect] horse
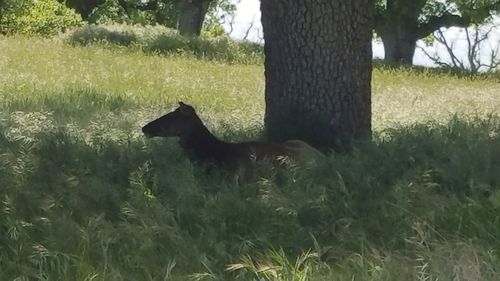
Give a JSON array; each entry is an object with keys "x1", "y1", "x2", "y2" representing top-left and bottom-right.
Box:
[{"x1": 142, "y1": 102, "x2": 324, "y2": 173}]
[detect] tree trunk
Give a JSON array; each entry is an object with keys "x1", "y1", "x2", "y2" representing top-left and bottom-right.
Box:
[
  {"x1": 374, "y1": 0, "x2": 426, "y2": 65},
  {"x1": 377, "y1": 25, "x2": 417, "y2": 65},
  {"x1": 61, "y1": 0, "x2": 105, "y2": 20},
  {"x1": 0, "y1": 0, "x2": 6, "y2": 34},
  {"x1": 178, "y1": 0, "x2": 212, "y2": 36},
  {"x1": 261, "y1": 0, "x2": 373, "y2": 150}
]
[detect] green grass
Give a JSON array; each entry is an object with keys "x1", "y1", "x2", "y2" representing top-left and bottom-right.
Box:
[{"x1": 0, "y1": 36, "x2": 499, "y2": 281}]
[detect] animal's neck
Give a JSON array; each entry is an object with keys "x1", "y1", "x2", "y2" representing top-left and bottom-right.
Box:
[
  {"x1": 189, "y1": 124, "x2": 222, "y2": 145},
  {"x1": 179, "y1": 123, "x2": 227, "y2": 163}
]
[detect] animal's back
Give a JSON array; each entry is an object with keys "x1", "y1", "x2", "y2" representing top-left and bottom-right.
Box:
[
  {"x1": 228, "y1": 139, "x2": 323, "y2": 165},
  {"x1": 282, "y1": 140, "x2": 325, "y2": 161},
  {"x1": 227, "y1": 141, "x2": 290, "y2": 163}
]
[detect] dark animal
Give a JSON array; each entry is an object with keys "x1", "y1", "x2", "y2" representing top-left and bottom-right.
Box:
[{"x1": 142, "y1": 102, "x2": 323, "y2": 172}]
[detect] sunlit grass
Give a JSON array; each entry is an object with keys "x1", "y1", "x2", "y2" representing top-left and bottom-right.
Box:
[
  {"x1": 1, "y1": 37, "x2": 498, "y2": 135},
  {"x1": 372, "y1": 67, "x2": 500, "y2": 130}
]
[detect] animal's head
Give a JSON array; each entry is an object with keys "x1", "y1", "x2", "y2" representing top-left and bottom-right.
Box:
[{"x1": 142, "y1": 102, "x2": 202, "y2": 138}]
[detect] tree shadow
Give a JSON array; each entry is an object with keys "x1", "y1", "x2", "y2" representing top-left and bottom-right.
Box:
[{"x1": 0, "y1": 115, "x2": 499, "y2": 279}]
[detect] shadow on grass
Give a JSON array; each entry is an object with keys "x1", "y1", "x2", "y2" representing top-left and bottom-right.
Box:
[
  {"x1": 0, "y1": 116, "x2": 499, "y2": 280},
  {"x1": 66, "y1": 24, "x2": 264, "y2": 65},
  {"x1": 143, "y1": 34, "x2": 263, "y2": 64}
]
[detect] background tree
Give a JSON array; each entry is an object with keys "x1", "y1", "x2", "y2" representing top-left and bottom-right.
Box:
[
  {"x1": 151, "y1": 0, "x2": 236, "y2": 36},
  {"x1": 261, "y1": 0, "x2": 373, "y2": 149},
  {"x1": 177, "y1": 0, "x2": 212, "y2": 35},
  {"x1": 63, "y1": 0, "x2": 172, "y2": 24},
  {"x1": 61, "y1": 0, "x2": 105, "y2": 19},
  {"x1": 0, "y1": 0, "x2": 5, "y2": 34},
  {"x1": 0, "y1": 0, "x2": 16, "y2": 34},
  {"x1": 67, "y1": 0, "x2": 236, "y2": 36},
  {"x1": 1, "y1": 0, "x2": 82, "y2": 36},
  {"x1": 375, "y1": 0, "x2": 500, "y2": 64}
]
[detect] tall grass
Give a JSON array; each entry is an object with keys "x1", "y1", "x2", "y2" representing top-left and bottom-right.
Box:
[{"x1": 0, "y1": 36, "x2": 499, "y2": 280}]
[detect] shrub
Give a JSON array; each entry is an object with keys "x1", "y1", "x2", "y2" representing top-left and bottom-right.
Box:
[
  {"x1": 65, "y1": 24, "x2": 264, "y2": 64},
  {"x1": 144, "y1": 33, "x2": 263, "y2": 64},
  {"x1": 0, "y1": 0, "x2": 82, "y2": 36},
  {"x1": 67, "y1": 25, "x2": 138, "y2": 46}
]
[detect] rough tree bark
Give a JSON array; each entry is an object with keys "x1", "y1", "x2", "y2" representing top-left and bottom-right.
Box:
[
  {"x1": 377, "y1": 22, "x2": 418, "y2": 64},
  {"x1": 374, "y1": 0, "x2": 425, "y2": 64},
  {"x1": 59, "y1": 0, "x2": 105, "y2": 20},
  {"x1": 261, "y1": 0, "x2": 373, "y2": 150},
  {"x1": 178, "y1": 0, "x2": 212, "y2": 36}
]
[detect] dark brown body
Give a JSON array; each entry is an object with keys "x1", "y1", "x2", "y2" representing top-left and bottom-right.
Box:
[
  {"x1": 178, "y1": 129, "x2": 292, "y2": 170},
  {"x1": 142, "y1": 102, "x2": 324, "y2": 172}
]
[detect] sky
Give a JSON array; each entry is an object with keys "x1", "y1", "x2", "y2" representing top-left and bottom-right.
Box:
[{"x1": 222, "y1": 0, "x2": 500, "y2": 69}]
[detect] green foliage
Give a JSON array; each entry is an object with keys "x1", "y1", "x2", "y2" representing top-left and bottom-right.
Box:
[
  {"x1": 375, "y1": 0, "x2": 500, "y2": 65},
  {"x1": 87, "y1": 0, "x2": 133, "y2": 24},
  {"x1": 86, "y1": 0, "x2": 236, "y2": 37},
  {"x1": 87, "y1": 0, "x2": 169, "y2": 26},
  {"x1": 1, "y1": 37, "x2": 500, "y2": 280},
  {"x1": 201, "y1": 14, "x2": 228, "y2": 38},
  {"x1": 0, "y1": 0, "x2": 82, "y2": 36},
  {"x1": 454, "y1": 0, "x2": 500, "y2": 22},
  {"x1": 376, "y1": 0, "x2": 500, "y2": 29},
  {"x1": 203, "y1": 0, "x2": 238, "y2": 37}
]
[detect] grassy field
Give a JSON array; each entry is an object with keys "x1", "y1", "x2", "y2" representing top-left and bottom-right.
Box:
[{"x1": 1, "y1": 36, "x2": 499, "y2": 281}]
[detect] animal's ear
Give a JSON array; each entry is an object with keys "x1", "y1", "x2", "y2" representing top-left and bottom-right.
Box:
[{"x1": 178, "y1": 101, "x2": 196, "y2": 115}]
